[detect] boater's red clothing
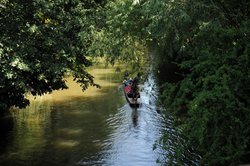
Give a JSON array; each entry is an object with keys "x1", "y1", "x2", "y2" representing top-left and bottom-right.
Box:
[{"x1": 124, "y1": 85, "x2": 131, "y2": 94}]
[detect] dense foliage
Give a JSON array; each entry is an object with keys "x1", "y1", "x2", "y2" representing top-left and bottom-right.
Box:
[
  {"x1": 1, "y1": 0, "x2": 250, "y2": 165},
  {"x1": 100, "y1": 0, "x2": 250, "y2": 165},
  {"x1": 0, "y1": 0, "x2": 104, "y2": 112},
  {"x1": 87, "y1": 0, "x2": 148, "y2": 72},
  {"x1": 153, "y1": 1, "x2": 250, "y2": 165}
]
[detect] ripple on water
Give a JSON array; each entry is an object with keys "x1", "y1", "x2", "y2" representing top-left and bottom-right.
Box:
[{"x1": 55, "y1": 139, "x2": 80, "y2": 149}]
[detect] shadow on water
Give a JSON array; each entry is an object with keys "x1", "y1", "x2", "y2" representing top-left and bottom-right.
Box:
[
  {"x1": 0, "y1": 113, "x2": 14, "y2": 135},
  {"x1": 0, "y1": 113, "x2": 15, "y2": 166}
]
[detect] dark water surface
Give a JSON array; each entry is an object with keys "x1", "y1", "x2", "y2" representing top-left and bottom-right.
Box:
[{"x1": 0, "y1": 67, "x2": 168, "y2": 166}]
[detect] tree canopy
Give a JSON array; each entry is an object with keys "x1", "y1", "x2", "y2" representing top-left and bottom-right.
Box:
[{"x1": 0, "y1": 0, "x2": 104, "y2": 111}]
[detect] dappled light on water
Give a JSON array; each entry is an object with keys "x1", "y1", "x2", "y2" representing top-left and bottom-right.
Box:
[{"x1": 55, "y1": 139, "x2": 80, "y2": 149}]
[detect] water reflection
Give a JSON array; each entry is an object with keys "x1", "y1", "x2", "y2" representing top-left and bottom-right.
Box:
[
  {"x1": 0, "y1": 67, "x2": 197, "y2": 166},
  {"x1": 0, "y1": 67, "x2": 124, "y2": 166}
]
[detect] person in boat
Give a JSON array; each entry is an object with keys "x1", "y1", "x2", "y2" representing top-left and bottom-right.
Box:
[
  {"x1": 124, "y1": 70, "x2": 129, "y2": 80},
  {"x1": 131, "y1": 73, "x2": 140, "y2": 101},
  {"x1": 123, "y1": 71, "x2": 131, "y2": 86},
  {"x1": 123, "y1": 78, "x2": 132, "y2": 86}
]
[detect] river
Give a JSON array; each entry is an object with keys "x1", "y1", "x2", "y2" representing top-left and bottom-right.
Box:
[{"x1": 0, "y1": 66, "x2": 197, "y2": 166}]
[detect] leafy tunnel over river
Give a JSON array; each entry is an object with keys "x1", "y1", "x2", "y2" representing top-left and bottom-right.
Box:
[
  {"x1": 0, "y1": 64, "x2": 199, "y2": 166},
  {"x1": 1, "y1": 0, "x2": 250, "y2": 165}
]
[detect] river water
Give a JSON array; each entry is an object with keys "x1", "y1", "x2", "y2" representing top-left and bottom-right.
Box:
[{"x1": 0, "y1": 66, "x2": 197, "y2": 166}]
